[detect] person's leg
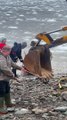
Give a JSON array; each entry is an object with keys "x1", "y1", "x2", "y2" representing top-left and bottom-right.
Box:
[
  {"x1": 0, "y1": 81, "x2": 8, "y2": 114},
  {"x1": 5, "y1": 81, "x2": 15, "y2": 107},
  {"x1": 4, "y1": 81, "x2": 15, "y2": 112}
]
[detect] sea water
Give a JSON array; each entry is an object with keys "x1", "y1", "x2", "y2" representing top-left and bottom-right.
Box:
[{"x1": 0, "y1": 0, "x2": 67, "y2": 74}]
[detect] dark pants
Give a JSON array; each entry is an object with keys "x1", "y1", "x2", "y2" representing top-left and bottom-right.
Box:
[{"x1": 0, "y1": 80, "x2": 10, "y2": 97}]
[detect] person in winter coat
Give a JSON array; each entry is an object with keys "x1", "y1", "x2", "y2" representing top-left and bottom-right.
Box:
[
  {"x1": 0, "y1": 44, "x2": 23, "y2": 114},
  {"x1": 10, "y1": 42, "x2": 27, "y2": 77}
]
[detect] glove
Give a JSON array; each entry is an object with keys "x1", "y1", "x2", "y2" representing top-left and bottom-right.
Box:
[{"x1": 20, "y1": 59, "x2": 24, "y2": 63}]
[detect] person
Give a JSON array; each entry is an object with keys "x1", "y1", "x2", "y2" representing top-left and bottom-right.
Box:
[
  {"x1": 30, "y1": 41, "x2": 37, "y2": 47},
  {"x1": 29, "y1": 40, "x2": 37, "y2": 51},
  {"x1": 10, "y1": 42, "x2": 27, "y2": 77},
  {"x1": 0, "y1": 44, "x2": 23, "y2": 114},
  {"x1": 0, "y1": 37, "x2": 7, "y2": 44}
]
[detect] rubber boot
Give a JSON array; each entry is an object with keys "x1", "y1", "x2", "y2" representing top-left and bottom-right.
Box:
[
  {"x1": 5, "y1": 93, "x2": 15, "y2": 112},
  {"x1": 0, "y1": 97, "x2": 8, "y2": 115}
]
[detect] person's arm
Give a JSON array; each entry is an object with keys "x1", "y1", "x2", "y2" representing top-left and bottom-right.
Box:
[
  {"x1": 16, "y1": 44, "x2": 24, "y2": 62},
  {"x1": 11, "y1": 59, "x2": 22, "y2": 70},
  {"x1": 10, "y1": 50, "x2": 18, "y2": 62},
  {"x1": 1, "y1": 69, "x2": 15, "y2": 78},
  {"x1": 0, "y1": 57, "x2": 15, "y2": 78}
]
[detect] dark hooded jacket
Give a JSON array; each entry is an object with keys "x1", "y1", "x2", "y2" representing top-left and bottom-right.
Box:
[
  {"x1": 10, "y1": 42, "x2": 22, "y2": 62},
  {"x1": 10, "y1": 42, "x2": 27, "y2": 62}
]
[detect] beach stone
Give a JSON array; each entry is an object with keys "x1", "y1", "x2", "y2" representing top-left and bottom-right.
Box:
[
  {"x1": 15, "y1": 108, "x2": 30, "y2": 115},
  {"x1": 62, "y1": 83, "x2": 67, "y2": 88},
  {"x1": 54, "y1": 106, "x2": 67, "y2": 112},
  {"x1": 0, "y1": 114, "x2": 14, "y2": 120},
  {"x1": 61, "y1": 91, "x2": 67, "y2": 101},
  {"x1": 31, "y1": 103, "x2": 38, "y2": 108},
  {"x1": 32, "y1": 107, "x2": 48, "y2": 114},
  {"x1": 63, "y1": 111, "x2": 67, "y2": 115},
  {"x1": 48, "y1": 111, "x2": 58, "y2": 116},
  {"x1": 7, "y1": 107, "x2": 15, "y2": 112},
  {"x1": 52, "y1": 91, "x2": 60, "y2": 97},
  {"x1": 42, "y1": 113, "x2": 49, "y2": 119},
  {"x1": 64, "y1": 117, "x2": 67, "y2": 120}
]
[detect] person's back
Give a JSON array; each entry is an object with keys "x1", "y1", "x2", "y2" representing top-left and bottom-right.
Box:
[
  {"x1": 10, "y1": 42, "x2": 18, "y2": 62},
  {"x1": 10, "y1": 42, "x2": 27, "y2": 62},
  {"x1": 14, "y1": 43, "x2": 22, "y2": 61}
]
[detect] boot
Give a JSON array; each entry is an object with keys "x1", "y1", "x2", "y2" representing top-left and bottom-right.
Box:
[
  {"x1": 5, "y1": 93, "x2": 15, "y2": 107},
  {"x1": 5, "y1": 93, "x2": 15, "y2": 112},
  {"x1": 0, "y1": 97, "x2": 8, "y2": 115}
]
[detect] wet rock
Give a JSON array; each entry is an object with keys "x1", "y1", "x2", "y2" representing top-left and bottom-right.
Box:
[
  {"x1": 48, "y1": 111, "x2": 58, "y2": 116},
  {"x1": 52, "y1": 91, "x2": 60, "y2": 97},
  {"x1": 64, "y1": 117, "x2": 67, "y2": 120},
  {"x1": 32, "y1": 107, "x2": 48, "y2": 114},
  {"x1": 61, "y1": 91, "x2": 67, "y2": 101},
  {"x1": 63, "y1": 111, "x2": 67, "y2": 115},
  {"x1": 0, "y1": 114, "x2": 14, "y2": 120},
  {"x1": 15, "y1": 108, "x2": 30, "y2": 115},
  {"x1": 29, "y1": 102, "x2": 38, "y2": 109},
  {"x1": 54, "y1": 106, "x2": 67, "y2": 112},
  {"x1": 42, "y1": 113, "x2": 49, "y2": 119},
  {"x1": 62, "y1": 83, "x2": 67, "y2": 88}
]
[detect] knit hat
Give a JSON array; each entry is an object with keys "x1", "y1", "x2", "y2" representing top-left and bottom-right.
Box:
[
  {"x1": 21, "y1": 42, "x2": 27, "y2": 49},
  {"x1": 30, "y1": 41, "x2": 37, "y2": 46},
  {"x1": 0, "y1": 44, "x2": 11, "y2": 52},
  {"x1": 0, "y1": 37, "x2": 6, "y2": 42}
]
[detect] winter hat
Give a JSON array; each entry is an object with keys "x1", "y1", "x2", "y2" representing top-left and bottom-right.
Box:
[
  {"x1": 30, "y1": 41, "x2": 37, "y2": 46},
  {"x1": 0, "y1": 37, "x2": 6, "y2": 42},
  {"x1": 0, "y1": 43, "x2": 11, "y2": 51},
  {"x1": 21, "y1": 42, "x2": 27, "y2": 49}
]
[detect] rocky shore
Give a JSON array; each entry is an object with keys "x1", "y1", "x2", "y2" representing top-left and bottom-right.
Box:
[
  {"x1": 0, "y1": 72, "x2": 67, "y2": 120},
  {"x1": 0, "y1": 51, "x2": 67, "y2": 120}
]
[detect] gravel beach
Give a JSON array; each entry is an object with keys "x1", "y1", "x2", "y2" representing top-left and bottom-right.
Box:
[{"x1": 0, "y1": 53, "x2": 67, "y2": 120}]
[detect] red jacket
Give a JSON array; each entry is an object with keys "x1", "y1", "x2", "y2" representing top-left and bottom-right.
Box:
[{"x1": 0, "y1": 43, "x2": 6, "y2": 49}]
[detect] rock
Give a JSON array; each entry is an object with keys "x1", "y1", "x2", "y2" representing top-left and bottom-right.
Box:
[
  {"x1": 61, "y1": 91, "x2": 67, "y2": 101},
  {"x1": 15, "y1": 108, "x2": 30, "y2": 115},
  {"x1": 0, "y1": 113, "x2": 14, "y2": 120},
  {"x1": 42, "y1": 113, "x2": 49, "y2": 119},
  {"x1": 32, "y1": 107, "x2": 48, "y2": 114},
  {"x1": 62, "y1": 83, "x2": 67, "y2": 88},
  {"x1": 64, "y1": 117, "x2": 67, "y2": 120},
  {"x1": 63, "y1": 111, "x2": 67, "y2": 115},
  {"x1": 54, "y1": 106, "x2": 67, "y2": 112},
  {"x1": 7, "y1": 107, "x2": 15, "y2": 112},
  {"x1": 48, "y1": 111, "x2": 58, "y2": 116},
  {"x1": 52, "y1": 91, "x2": 60, "y2": 97}
]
